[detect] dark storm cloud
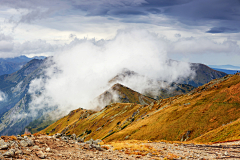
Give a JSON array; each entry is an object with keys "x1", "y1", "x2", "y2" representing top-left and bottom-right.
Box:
[
  {"x1": 160, "y1": 0, "x2": 240, "y2": 33},
  {"x1": 163, "y1": 0, "x2": 240, "y2": 21},
  {"x1": 0, "y1": 0, "x2": 66, "y2": 9},
  {"x1": 207, "y1": 27, "x2": 239, "y2": 33},
  {"x1": 71, "y1": 0, "x2": 190, "y2": 16},
  {"x1": 146, "y1": 8, "x2": 162, "y2": 14},
  {"x1": 143, "y1": 0, "x2": 192, "y2": 7},
  {"x1": 70, "y1": 0, "x2": 147, "y2": 16},
  {"x1": 1, "y1": 0, "x2": 68, "y2": 24},
  {"x1": 69, "y1": 0, "x2": 240, "y2": 33},
  {"x1": 1, "y1": 0, "x2": 240, "y2": 33}
]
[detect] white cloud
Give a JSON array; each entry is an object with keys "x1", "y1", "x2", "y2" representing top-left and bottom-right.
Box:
[
  {"x1": 0, "y1": 40, "x2": 13, "y2": 52},
  {"x1": 0, "y1": 90, "x2": 7, "y2": 101},
  {"x1": 28, "y1": 29, "x2": 194, "y2": 117},
  {"x1": 167, "y1": 37, "x2": 240, "y2": 55}
]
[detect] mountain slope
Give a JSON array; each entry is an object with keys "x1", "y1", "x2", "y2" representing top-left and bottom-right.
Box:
[
  {"x1": 0, "y1": 59, "x2": 44, "y2": 116},
  {"x1": 185, "y1": 63, "x2": 227, "y2": 87},
  {"x1": 28, "y1": 82, "x2": 194, "y2": 134},
  {"x1": 0, "y1": 59, "x2": 227, "y2": 136},
  {"x1": 39, "y1": 74, "x2": 240, "y2": 143},
  {"x1": 0, "y1": 58, "x2": 50, "y2": 135},
  {"x1": 94, "y1": 83, "x2": 155, "y2": 107},
  {"x1": 146, "y1": 83, "x2": 195, "y2": 100},
  {"x1": 26, "y1": 83, "x2": 156, "y2": 134},
  {"x1": 109, "y1": 69, "x2": 195, "y2": 100},
  {"x1": 0, "y1": 60, "x2": 194, "y2": 136},
  {"x1": 194, "y1": 117, "x2": 240, "y2": 143},
  {"x1": 110, "y1": 62, "x2": 227, "y2": 89}
]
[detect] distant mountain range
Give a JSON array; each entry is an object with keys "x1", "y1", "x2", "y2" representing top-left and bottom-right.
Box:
[
  {"x1": 211, "y1": 68, "x2": 238, "y2": 74},
  {"x1": 0, "y1": 59, "x2": 229, "y2": 135},
  {"x1": 0, "y1": 55, "x2": 46, "y2": 76},
  {"x1": 208, "y1": 65, "x2": 240, "y2": 74},
  {"x1": 208, "y1": 64, "x2": 240, "y2": 70}
]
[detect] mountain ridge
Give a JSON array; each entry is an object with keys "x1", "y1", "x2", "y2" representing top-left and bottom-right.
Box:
[
  {"x1": 39, "y1": 74, "x2": 240, "y2": 143},
  {"x1": 0, "y1": 55, "x2": 46, "y2": 76},
  {"x1": 0, "y1": 59, "x2": 229, "y2": 136}
]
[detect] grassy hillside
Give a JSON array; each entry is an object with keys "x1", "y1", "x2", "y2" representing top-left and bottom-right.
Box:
[
  {"x1": 41, "y1": 108, "x2": 96, "y2": 135},
  {"x1": 29, "y1": 74, "x2": 195, "y2": 135},
  {"x1": 39, "y1": 74, "x2": 240, "y2": 143},
  {"x1": 194, "y1": 118, "x2": 240, "y2": 143}
]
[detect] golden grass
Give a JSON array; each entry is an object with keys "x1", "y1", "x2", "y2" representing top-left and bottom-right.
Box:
[
  {"x1": 38, "y1": 75, "x2": 240, "y2": 144},
  {"x1": 105, "y1": 140, "x2": 159, "y2": 157},
  {"x1": 194, "y1": 118, "x2": 240, "y2": 143},
  {"x1": 105, "y1": 75, "x2": 240, "y2": 142}
]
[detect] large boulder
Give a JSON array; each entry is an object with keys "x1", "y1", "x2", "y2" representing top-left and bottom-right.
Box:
[
  {"x1": 53, "y1": 133, "x2": 62, "y2": 138},
  {"x1": 15, "y1": 149, "x2": 23, "y2": 155},
  {"x1": 77, "y1": 137, "x2": 85, "y2": 142},
  {"x1": 0, "y1": 139, "x2": 9, "y2": 150},
  {"x1": 91, "y1": 144, "x2": 104, "y2": 151},
  {"x1": 85, "y1": 138, "x2": 94, "y2": 145},
  {"x1": 61, "y1": 136, "x2": 69, "y2": 142},
  {"x1": 3, "y1": 149, "x2": 15, "y2": 158},
  {"x1": 36, "y1": 150, "x2": 46, "y2": 159},
  {"x1": 70, "y1": 134, "x2": 76, "y2": 140},
  {"x1": 17, "y1": 135, "x2": 24, "y2": 140},
  {"x1": 0, "y1": 153, "x2": 4, "y2": 160},
  {"x1": 20, "y1": 139, "x2": 34, "y2": 147}
]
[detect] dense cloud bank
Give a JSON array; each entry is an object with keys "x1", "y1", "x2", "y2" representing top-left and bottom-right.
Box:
[
  {"x1": 28, "y1": 29, "x2": 194, "y2": 116},
  {"x1": 0, "y1": 31, "x2": 239, "y2": 59},
  {"x1": 2, "y1": 0, "x2": 240, "y2": 33}
]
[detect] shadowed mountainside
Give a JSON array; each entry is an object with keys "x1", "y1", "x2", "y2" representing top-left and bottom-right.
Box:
[
  {"x1": 186, "y1": 63, "x2": 227, "y2": 87},
  {"x1": 109, "y1": 68, "x2": 195, "y2": 100},
  {"x1": 0, "y1": 58, "x2": 50, "y2": 136}
]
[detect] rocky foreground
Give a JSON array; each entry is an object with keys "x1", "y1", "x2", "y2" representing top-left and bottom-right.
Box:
[{"x1": 0, "y1": 134, "x2": 240, "y2": 159}]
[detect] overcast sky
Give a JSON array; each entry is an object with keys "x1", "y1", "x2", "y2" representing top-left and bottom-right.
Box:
[{"x1": 0, "y1": 0, "x2": 240, "y2": 65}]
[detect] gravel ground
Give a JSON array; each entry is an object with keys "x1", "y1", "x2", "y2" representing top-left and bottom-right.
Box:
[{"x1": 1, "y1": 135, "x2": 240, "y2": 159}]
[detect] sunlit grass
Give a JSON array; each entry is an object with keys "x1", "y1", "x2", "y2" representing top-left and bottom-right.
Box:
[{"x1": 38, "y1": 75, "x2": 240, "y2": 143}]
